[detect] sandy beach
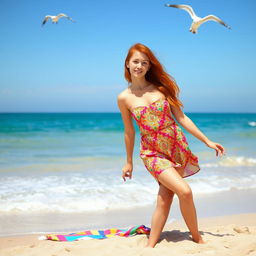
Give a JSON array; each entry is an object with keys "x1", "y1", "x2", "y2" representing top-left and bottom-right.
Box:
[{"x1": 0, "y1": 213, "x2": 255, "y2": 256}]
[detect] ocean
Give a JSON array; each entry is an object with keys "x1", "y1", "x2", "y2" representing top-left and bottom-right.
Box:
[{"x1": 0, "y1": 112, "x2": 256, "y2": 234}]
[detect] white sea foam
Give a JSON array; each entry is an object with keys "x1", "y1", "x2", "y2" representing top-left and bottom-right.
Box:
[
  {"x1": 0, "y1": 173, "x2": 158, "y2": 213},
  {"x1": 201, "y1": 156, "x2": 256, "y2": 167},
  {"x1": 248, "y1": 121, "x2": 256, "y2": 127},
  {"x1": 189, "y1": 175, "x2": 256, "y2": 195},
  {"x1": 0, "y1": 167, "x2": 256, "y2": 214}
]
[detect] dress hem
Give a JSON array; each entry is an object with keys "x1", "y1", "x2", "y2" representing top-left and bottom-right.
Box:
[{"x1": 154, "y1": 166, "x2": 200, "y2": 185}]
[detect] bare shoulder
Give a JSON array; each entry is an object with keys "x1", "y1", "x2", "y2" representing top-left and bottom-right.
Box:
[
  {"x1": 117, "y1": 88, "x2": 130, "y2": 108},
  {"x1": 117, "y1": 88, "x2": 129, "y2": 100}
]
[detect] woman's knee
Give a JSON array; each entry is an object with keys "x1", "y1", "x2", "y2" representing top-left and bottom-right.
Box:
[
  {"x1": 157, "y1": 191, "x2": 174, "y2": 209},
  {"x1": 157, "y1": 168, "x2": 193, "y2": 202},
  {"x1": 177, "y1": 186, "x2": 193, "y2": 201}
]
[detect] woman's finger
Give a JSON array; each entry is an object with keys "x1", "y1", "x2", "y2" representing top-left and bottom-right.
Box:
[
  {"x1": 217, "y1": 144, "x2": 225, "y2": 156},
  {"x1": 122, "y1": 169, "x2": 132, "y2": 181}
]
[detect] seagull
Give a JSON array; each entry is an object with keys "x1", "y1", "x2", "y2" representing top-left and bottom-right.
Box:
[
  {"x1": 165, "y1": 4, "x2": 231, "y2": 34},
  {"x1": 42, "y1": 13, "x2": 75, "y2": 26}
]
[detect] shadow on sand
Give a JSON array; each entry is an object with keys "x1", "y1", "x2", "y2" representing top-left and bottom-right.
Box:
[{"x1": 158, "y1": 229, "x2": 234, "y2": 243}]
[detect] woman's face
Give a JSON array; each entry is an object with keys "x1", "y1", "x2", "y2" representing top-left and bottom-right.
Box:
[{"x1": 126, "y1": 51, "x2": 151, "y2": 79}]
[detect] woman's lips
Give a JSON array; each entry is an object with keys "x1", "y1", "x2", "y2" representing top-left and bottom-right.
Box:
[{"x1": 134, "y1": 70, "x2": 143, "y2": 74}]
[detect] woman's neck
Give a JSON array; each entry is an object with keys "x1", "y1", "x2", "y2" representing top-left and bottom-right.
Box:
[{"x1": 130, "y1": 77, "x2": 151, "y2": 91}]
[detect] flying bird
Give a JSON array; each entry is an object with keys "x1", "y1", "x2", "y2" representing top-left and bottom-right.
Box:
[
  {"x1": 165, "y1": 4, "x2": 231, "y2": 34},
  {"x1": 42, "y1": 13, "x2": 75, "y2": 26}
]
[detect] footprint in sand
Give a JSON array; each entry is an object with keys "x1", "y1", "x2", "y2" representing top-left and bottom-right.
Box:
[
  {"x1": 233, "y1": 226, "x2": 250, "y2": 234},
  {"x1": 246, "y1": 248, "x2": 255, "y2": 255}
]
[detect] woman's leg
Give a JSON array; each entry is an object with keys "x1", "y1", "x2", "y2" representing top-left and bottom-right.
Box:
[
  {"x1": 146, "y1": 184, "x2": 174, "y2": 247},
  {"x1": 157, "y1": 167, "x2": 204, "y2": 244}
]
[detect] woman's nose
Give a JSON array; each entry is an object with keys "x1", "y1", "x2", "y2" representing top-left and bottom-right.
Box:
[{"x1": 137, "y1": 62, "x2": 142, "y2": 68}]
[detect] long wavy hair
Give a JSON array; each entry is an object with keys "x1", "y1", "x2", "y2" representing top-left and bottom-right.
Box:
[{"x1": 124, "y1": 43, "x2": 183, "y2": 109}]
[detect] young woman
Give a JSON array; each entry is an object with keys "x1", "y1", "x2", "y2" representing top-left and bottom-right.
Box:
[{"x1": 117, "y1": 43, "x2": 225, "y2": 248}]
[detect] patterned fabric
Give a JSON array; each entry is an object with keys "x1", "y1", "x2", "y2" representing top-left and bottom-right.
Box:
[
  {"x1": 46, "y1": 225, "x2": 150, "y2": 242},
  {"x1": 131, "y1": 98, "x2": 200, "y2": 181}
]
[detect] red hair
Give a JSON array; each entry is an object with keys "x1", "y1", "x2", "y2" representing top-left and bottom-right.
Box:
[{"x1": 124, "y1": 43, "x2": 183, "y2": 109}]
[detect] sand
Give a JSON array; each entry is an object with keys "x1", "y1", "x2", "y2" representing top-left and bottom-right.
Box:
[{"x1": 0, "y1": 213, "x2": 255, "y2": 256}]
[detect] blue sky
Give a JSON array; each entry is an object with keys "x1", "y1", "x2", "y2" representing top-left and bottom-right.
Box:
[{"x1": 0, "y1": 0, "x2": 255, "y2": 113}]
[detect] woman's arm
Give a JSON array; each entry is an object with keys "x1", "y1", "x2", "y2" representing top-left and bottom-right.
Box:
[
  {"x1": 117, "y1": 94, "x2": 135, "y2": 181},
  {"x1": 170, "y1": 105, "x2": 226, "y2": 156}
]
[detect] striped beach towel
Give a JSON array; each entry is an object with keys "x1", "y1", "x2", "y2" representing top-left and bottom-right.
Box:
[{"x1": 45, "y1": 225, "x2": 150, "y2": 242}]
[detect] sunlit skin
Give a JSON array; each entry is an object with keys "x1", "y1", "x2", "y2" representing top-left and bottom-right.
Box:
[{"x1": 117, "y1": 49, "x2": 225, "y2": 248}]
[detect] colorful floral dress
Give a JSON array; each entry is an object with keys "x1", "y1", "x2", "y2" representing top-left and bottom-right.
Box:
[{"x1": 130, "y1": 98, "x2": 200, "y2": 182}]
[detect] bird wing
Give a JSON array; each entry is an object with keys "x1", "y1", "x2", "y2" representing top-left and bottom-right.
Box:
[
  {"x1": 57, "y1": 13, "x2": 75, "y2": 22},
  {"x1": 201, "y1": 15, "x2": 231, "y2": 29},
  {"x1": 57, "y1": 13, "x2": 68, "y2": 18},
  {"x1": 42, "y1": 15, "x2": 51, "y2": 26},
  {"x1": 165, "y1": 4, "x2": 197, "y2": 19}
]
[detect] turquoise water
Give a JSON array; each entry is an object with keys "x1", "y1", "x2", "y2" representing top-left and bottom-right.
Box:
[{"x1": 0, "y1": 113, "x2": 256, "y2": 213}]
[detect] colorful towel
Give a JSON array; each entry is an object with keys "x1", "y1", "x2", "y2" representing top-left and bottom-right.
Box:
[{"x1": 46, "y1": 225, "x2": 150, "y2": 242}]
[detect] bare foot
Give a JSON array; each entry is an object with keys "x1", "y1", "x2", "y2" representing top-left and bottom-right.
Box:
[
  {"x1": 145, "y1": 243, "x2": 155, "y2": 248},
  {"x1": 192, "y1": 236, "x2": 207, "y2": 244}
]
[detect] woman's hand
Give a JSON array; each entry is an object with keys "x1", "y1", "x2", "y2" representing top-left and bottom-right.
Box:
[
  {"x1": 205, "y1": 140, "x2": 226, "y2": 157},
  {"x1": 122, "y1": 162, "x2": 133, "y2": 181}
]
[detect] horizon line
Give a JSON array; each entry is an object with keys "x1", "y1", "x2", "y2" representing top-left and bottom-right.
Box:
[{"x1": 1, "y1": 112, "x2": 256, "y2": 114}]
